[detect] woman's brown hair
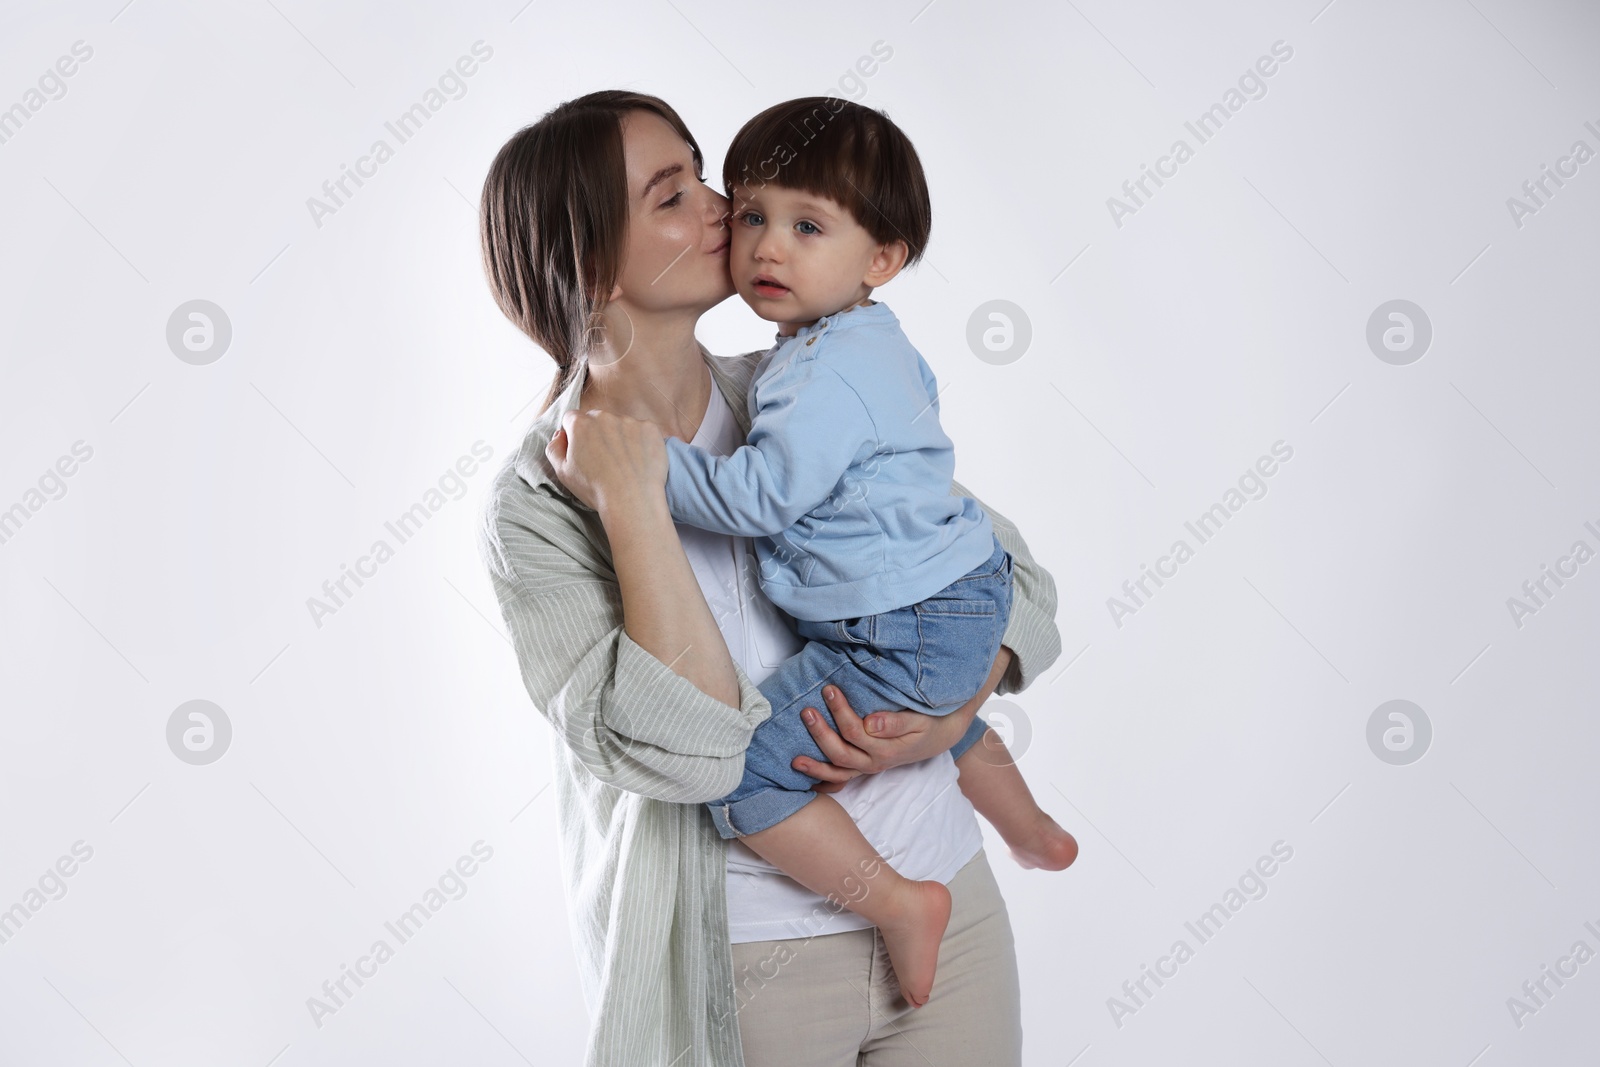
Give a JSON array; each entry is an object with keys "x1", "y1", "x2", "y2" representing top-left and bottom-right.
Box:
[{"x1": 479, "y1": 90, "x2": 705, "y2": 414}]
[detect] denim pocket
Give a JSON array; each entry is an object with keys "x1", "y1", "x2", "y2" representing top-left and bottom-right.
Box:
[
  {"x1": 835, "y1": 615, "x2": 875, "y2": 646},
  {"x1": 912, "y1": 595, "x2": 999, "y2": 709}
]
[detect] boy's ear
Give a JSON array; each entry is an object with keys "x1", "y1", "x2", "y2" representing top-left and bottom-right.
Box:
[{"x1": 863, "y1": 238, "x2": 909, "y2": 288}]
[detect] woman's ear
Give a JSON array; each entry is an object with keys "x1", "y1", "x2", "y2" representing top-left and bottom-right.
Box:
[{"x1": 863, "y1": 239, "x2": 909, "y2": 288}]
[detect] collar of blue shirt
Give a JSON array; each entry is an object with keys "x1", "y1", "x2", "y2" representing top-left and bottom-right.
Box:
[{"x1": 775, "y1": 296, "x2": 894, "y2": 345}]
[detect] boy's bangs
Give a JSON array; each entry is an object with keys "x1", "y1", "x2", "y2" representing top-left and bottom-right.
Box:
[{"x1": 720, "y1": 97, "x2": 930, "y2": 265}]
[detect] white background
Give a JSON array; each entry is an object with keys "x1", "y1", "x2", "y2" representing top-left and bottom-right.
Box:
[{"x1": 1, "y1": 1, "x2": 1597, "y2": 1064}]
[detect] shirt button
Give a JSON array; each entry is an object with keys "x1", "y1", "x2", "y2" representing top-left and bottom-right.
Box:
[{"x1": 806, "y1": 337, "x2": 816, "y2": 345}]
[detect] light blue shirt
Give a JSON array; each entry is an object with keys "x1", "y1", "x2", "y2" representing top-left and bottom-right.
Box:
[{"x1": 663, "y1": 300, "x2": 995, "y2": 622}]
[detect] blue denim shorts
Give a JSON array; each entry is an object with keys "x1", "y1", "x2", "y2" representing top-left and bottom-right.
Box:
[{"x1": 707, "y1": 534, "x2": 1014, "y2": 839}]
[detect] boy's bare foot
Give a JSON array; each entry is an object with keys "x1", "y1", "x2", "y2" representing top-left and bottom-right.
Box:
[
  {"x1": 1007, "y1": 810, "x2": 1079, "y2": 871},
  {"x1": 875, "y1": 878, "x2": 952, "y2": 1008}
]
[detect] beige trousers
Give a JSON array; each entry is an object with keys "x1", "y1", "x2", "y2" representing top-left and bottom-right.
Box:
[{"x1": 730, "y1": 848, "x2": 1023, "y2": 1067}]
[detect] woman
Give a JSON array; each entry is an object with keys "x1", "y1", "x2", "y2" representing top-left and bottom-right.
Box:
[{"x1": 476, "y1": 90, "x2": 1062, "y2": 1066}]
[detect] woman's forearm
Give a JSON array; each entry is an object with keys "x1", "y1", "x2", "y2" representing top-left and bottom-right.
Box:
[{"x1": 601, "y1": 493, "x2": 742, "y2": 709}]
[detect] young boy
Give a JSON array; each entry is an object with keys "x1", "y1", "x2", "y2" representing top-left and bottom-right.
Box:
[{"x1": 660, "y1": 97, "x2": 1076, "y2": 1008}]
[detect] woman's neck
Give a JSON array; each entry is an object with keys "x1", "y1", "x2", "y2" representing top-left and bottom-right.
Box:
[{"x1": 580, "y1": 307, "x2": 712, "y2": 443}]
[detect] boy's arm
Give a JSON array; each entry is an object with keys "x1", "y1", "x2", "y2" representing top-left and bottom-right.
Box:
[
  {"x1": 663, "y1": 361, "x2": 871, "y2": 537},
  {"x1": 916, "y1": 351, "x2": 944, "y2": 416},
  {"x1": 922, "y1": 354, "x2": 1062, "y2": 690},
  {"x1": 940, "y1": 481, "x2": 1060, "y2": 763},
  {"x1": 949, "y1": 479, "x2": 1062, "y2": 696}
]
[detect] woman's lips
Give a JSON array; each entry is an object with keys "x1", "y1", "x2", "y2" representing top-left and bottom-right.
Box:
[{"x1": 708, "y1": 238, "x2": 729, "y2": 254}]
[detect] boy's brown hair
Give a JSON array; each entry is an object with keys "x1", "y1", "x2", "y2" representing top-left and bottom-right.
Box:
[{"x1": 722, "y1": 97, "x2": 932, "y2": 266}]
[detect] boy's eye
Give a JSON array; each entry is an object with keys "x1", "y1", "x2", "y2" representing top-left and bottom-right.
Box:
[
  {"x1": 738, "y1": 210, "x2": 764, "y2": 226},
  {"x1": 796, "y1": 220, "x2": 820, "y2": 235}
]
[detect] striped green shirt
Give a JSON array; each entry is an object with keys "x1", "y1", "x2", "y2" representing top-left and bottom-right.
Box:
[{"x1": 477, "y1": 345, "x2": 1062, "y2": 1066}]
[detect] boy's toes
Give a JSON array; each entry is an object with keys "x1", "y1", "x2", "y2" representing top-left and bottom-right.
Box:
[
  {"x1": 1011, "y1": 820, "x2": 1079, "y2": 871},
  {"x1": 1042, "y1": 829, "x2": 1079, "y2": 870}
]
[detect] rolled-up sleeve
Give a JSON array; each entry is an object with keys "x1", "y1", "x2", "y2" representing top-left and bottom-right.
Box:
[
  {"x1": 950, "y1": 478, "x2": 1062, "y2": 696},
  {"x1": 479, "y1": 483, "x2": 772, "y2": 804}
]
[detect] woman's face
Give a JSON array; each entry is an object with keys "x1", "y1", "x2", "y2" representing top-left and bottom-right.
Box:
[{"x1": 611, "y1": 110, "x2": 734, "y2": 317}]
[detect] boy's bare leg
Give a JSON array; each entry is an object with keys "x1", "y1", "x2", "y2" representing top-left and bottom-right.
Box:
[
  {"x1": 954, "y1": 727, "x2": 1079, "y2": 871},
  {"x1": 736, "y1": 794, "x2": 951, "y2": 1008}
]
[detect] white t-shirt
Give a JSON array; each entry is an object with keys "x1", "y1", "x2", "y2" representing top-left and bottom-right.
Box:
[{"x1": 675, "y1": 374, "x2": 984, "y2": 945}]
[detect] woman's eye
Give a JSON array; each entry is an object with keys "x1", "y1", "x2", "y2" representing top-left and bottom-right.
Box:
[
  {"x1": 662, "y1": 190, "x2": 685, "y2": 208},
  {"x1": 796, "y1": 220, "x2": 819, "y2": 235}
]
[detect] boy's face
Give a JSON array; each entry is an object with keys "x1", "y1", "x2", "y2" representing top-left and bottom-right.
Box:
[{"x1": 728, "y1": 183, "x2": 903, "y2": 337}]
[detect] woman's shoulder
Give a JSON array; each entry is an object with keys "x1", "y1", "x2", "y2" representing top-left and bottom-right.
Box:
[
  {"x1": 477, "y1": 448, "x2": 572, "y2": 583},
  {"x1": 703, "y1": 344, "x2": 769, "y2": 437},
  {"x1": 482, "y1": 411, "x2": 572, "y2": 516},
  {"x1": 704, "y1": 344, "x2": 767, "y2": 396},
  {"x1": 475, "y1": 417, "x2": 607, "y2": 589}
]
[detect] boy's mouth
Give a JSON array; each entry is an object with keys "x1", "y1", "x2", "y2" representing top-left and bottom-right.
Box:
[{"x1": 751, "y1": 274, "x2": 789, "y2": 298}]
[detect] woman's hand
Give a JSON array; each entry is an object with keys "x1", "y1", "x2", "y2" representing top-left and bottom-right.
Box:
[
  {"x1": 546, "y1": 408, "x2": 668, "y2": 516},
  {"x1": 794, "y1": 647, "x2": 1014, "y2": 792}
]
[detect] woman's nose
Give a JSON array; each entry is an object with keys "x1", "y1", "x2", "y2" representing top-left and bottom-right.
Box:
[{"x1": 703, "y1": 186, "x2": 730, "y2": 226}]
